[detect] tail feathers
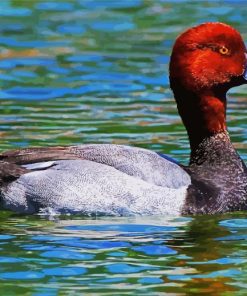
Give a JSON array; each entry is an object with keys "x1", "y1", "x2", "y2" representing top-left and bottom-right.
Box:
[
  {"x1": 0, "y1": 161, "x2": 29, "y2": 184},
  {"x1": 0, "y1": 147, "x2": 78, "y2": 165}
]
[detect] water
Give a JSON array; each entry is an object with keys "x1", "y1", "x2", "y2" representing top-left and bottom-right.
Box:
[
  {"x1": 2, "y1": 213, "x2": 247, "y2": 295},
  {"x1": 0, "y1": 0, "x2": 247, "y2": 294}
]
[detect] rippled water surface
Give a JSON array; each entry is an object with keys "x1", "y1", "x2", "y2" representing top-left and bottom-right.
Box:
[{"x1": 0, "y1": 0, "x2": 247, "y2": 295}]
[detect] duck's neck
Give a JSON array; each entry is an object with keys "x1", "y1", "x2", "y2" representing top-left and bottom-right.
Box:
[
  {"x1": 189, "y1": 131, "x2": 241, "y2": 167},
  {"x1": 171, "y1": 81, "x2": 247, "y2": 214},
  {"x1": 172, "y1": 82, "x2": 231, "y2": 161}
]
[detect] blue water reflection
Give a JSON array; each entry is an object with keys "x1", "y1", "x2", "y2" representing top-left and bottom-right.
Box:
[
  {"x1": 132, "y1": 244, "x2": 177, "y2": 255},
  {"x1": 78, "y1": 0, "x2": 142, "y2": 9},
  {"x1": 36, "y1": 2, "x2": 74, "y2": 11},
  {"x1": 1, "y1": 215, "x2": 247, "y2": 293},
  {"x1": 106, "y1": 263, "x2": 158, "y2": 274},
  {"x1": 43, "y1": 266, "x2": 87, "y2": 276},
  {"x1": 41, "y1": 250, "x2": 94, "y2": 260},
  {"x1": 0, "y1": 271, "x2": 45, "y2": 280}
]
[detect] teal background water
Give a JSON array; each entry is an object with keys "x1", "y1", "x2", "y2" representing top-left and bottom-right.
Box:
[{"x1": 0, "y1": 0, "x2": 247, "y2": 295}]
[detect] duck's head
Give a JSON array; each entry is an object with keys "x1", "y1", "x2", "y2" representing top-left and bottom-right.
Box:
[
  {"x1": 169, "y1": 22, "x2": 247, "y2": 93},
  {"x1": 169, "y1": 23, "x2": 247, "y2": 152}
]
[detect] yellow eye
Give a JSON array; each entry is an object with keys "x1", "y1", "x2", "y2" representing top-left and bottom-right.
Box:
[{"x1": 219, "y1": 46, "x2": 229, "y2": 55}]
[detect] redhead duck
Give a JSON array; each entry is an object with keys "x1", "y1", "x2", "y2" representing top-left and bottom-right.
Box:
[{"x1": 0, "y1": 22, "x2": 246, "y2": 215}]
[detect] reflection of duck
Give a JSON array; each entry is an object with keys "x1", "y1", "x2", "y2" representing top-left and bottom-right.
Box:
[
  {"x1": 164, "y1": 215, "x2": 237, "y2": 294},
  {"x1": 0, "y1": 22, "x2": 246, "y2": 215}
]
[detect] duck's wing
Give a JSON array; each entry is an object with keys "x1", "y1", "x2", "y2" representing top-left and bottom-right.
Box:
[
  {"x1": 0, "y1": 144, "x2": 190, "y2": 189},
  {"x1": 69, "y1": 144, "x2": 190, "y2": 188}
]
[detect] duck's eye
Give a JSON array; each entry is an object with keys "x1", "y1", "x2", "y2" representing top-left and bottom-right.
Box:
[{"x1": 219, "y1": 46, "x2": 229, "y2": 55}]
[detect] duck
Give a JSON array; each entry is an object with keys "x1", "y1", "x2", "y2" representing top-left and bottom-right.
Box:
[{"x1": 0, "y1": 22, "x2": 246, "y2": 216}]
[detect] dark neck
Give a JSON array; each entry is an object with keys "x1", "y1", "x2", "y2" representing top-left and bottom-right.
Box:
[
  {"x1": 189, "y1": 131, "x2": 243, "y2": 167},
  {"x1": 171, "y1": 79, "x2": 247, "y2": 214},
  {"x1": 171, "y1": 81, "x2": 228, "y2": 159}
]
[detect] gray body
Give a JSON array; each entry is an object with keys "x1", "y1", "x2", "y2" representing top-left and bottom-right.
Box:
[{"x1": 0, "y1": 145, "x2": 191, "y2": 216}]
